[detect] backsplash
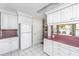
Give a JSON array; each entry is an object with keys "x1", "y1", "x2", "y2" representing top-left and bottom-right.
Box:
[{"x1": 0, "y1": 29, "x2": 18, "y2": 39}]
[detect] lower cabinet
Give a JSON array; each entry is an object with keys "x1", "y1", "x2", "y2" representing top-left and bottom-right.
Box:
[
  {"x1": 0, "y1": 39, "x2": 9, "y2": 54},
  {"x1": 0, "y1": 37, "x2": 19, "y2": 55},
  {"x1": 43, "y1": 39, "x2": 53, "y2": 56},
  {"x1": 8, "y1": 37, "x2": 19, "y2": 52},
  {"x1": 43, "y1": 39, "x2": 79, "y2": 56}
]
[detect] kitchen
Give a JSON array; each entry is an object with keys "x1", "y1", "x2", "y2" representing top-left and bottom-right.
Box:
[
  {"x1": 44, "y1": 3, "x2": 79, "y2": 56},
  {"x1": 0, "y1": 3, "x2": 79, "y2": 56}
]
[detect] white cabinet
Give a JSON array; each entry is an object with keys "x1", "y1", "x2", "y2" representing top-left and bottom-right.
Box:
[
  {"x1": 47, "y1": 4, "x2": 79, "y2": 25},
  {"x1": 21, "y1": 16, "x2": 27, "y2": 23},
  {"x1": 70, "y1": 52, "x2": 79, "y2": 56},
  {"x1": 21, "y1": 33, "x2": 32, "y2": 50},
  {"x1": 52, "y1": 41, "x2": 70, "y2": 56},
  {"x1": 55, "y1": 42, "x2": 70, "y2": 56},
  {"x1": 21, "y1": 33, "x2": 28, "y2": 49},
  {"x1": 47, "y1": 14, "x2": 53, "y2": 25},
  {"x1": 26, "y1": 17, "x2": 32, "y2": 24},
  {"x1": 53, "y1": 42, "x2": 60, "y2": 55},
  {"x1": 62, "y1": 6, "x2": 73, "y2": 22},
  {"x1": 0, "y1": 39, "x2": 9, "y2": 54},
  {"x1": 1, "y1": 13, "x2": 18, "y2": 29},
  {"x1": 1, "y1": 13, "x2": 9, "y2": 29},
  {"x1": 25, "y1": 33, "x2": 32, "y2": 46},
  {"x1": 72, "y1": 4, "x2": 79, "y2": 20},
  {"x1": 47, "y1": 5, "x2": 73, "y2": 24},
  {"x1": 8, "y1": 14, "x2": 18, "y2": 29},
  {"x1": 54, "y1": 11, "x2": 61, "y2": 23},
  {"x1": 18, "y1": 15, "x2": 25, "y2": 24},
  {"x1": 43, "y1": 39, "x2": 53, "y2": 56},
  {"x1": 47, "y1": 11, "x2": 62, "y2": 24},
  {"x1": 18, "y1": 15, "x2": 32, "y2": 24},
  {"x1": 52, "y1": 13, "x2": 56, "y2": 23},
  {"x1": 8, "y1": 37, "x2": 19, "y2": 51},
  {"x1": 58, "y1": 47, "x2": 70, "y2": 56},
  {"x1": 0, "y1": 37, "x2": 19, "y2": 55},
  {"x1": 60, "y1": 9, "x2": 66, "y2": 22},
  {"x1": 44, "y1": 39, "x2": 79, "y2": 56},
  {"x1": 53, "y1": 41, "x2": 79, "y2": 56}
]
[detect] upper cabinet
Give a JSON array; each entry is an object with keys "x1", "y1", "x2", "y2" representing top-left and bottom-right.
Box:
[
  {"x1": 55, "y1": 11, "x2": 61, "y2": 23},
  {"x1": 8, "y1": 14, "x2": 18, "y2": 29},
  {"x1": 1, "y1": 13, "x2": 18, "y2": 29},
  {"x1": 62, "y1": 6, "x2": 73, "y2": 22},
  {"x1": 75, "y1": 24, "x2": 79, "y2": 37},
  {"x1": 72, "y1": 4, "x2": 79, "y2": 20},
  {"x1": 1, "y1": 13, "x2": 9, "y2": 29},
  {"x1": 47, "y1": 14, "x2": 53, "y2": 25},
  {"x1": 18, "y1": 15, "x2": 32, "y2": 24},
  {"x1": 47, "y1": 4, "x2": 79, "y2": 25}
]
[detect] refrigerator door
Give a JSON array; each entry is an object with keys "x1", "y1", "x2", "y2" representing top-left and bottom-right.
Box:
[
  {"x1": 20, "y1": 23, "x2": 32, "y2": 50},
  {"x1": 21, "y1": 24, "x2": 32, "y2": 33},
  {"x1": 21, "y1": 33, "x2": 32, "y2": 50}
]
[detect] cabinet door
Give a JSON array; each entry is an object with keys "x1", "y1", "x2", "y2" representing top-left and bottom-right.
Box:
[
  {"x1": 72, "y1": 4, "x2": 79, "y2": 20},
  {"x1": 21, "y1": 33, "x2": 28, "y2": 50},
  {"x1": 0, "y1": 38, "x2": 19, "y2": 55},
  {"x1": 26, "y1": 33, "x2": 32, "y2": 46},
  {"x1": 53, "y1": 41, "x2": 70, "y2": 56},
  {"x1": 1, "y1": 13, "x2": 18, "y2": 29},
  {"x1": 52, "y1": 13, "x2": 56, "y2": 24},
  {"x1": 1, "y1": 13, "x2": 9, "y2": 29},
  {"x1": 8, "y1": 15, "x2": 18, "y2": 29},
  {"x1": 53, "y1": 41, "x2": 60, "y2": 56},
  {"x1": 47, "y1": 14, "x2": 53, "y2": 25},
  {"x1": 60, "y1": 9, "x2": 65, "y2": 22},
  {"x1": 62, "y1": 6, "x2": 73, "y2": 22},
  {"x1": 54, "y1": 11, "x2": 61, "y2": 23},
  {"x1": 0, "y1": 39, "x2": 9, "y2": 54},
  {"x1": 58, "y1": 44, "x2": 70, "y2": 56},
  {"x1": 8, "y1": 37, "x2": 19, "y2": 51},
  {"x1": 44, "y1": 39, "x2": 53, "y2": 56},
  {"x1": 21, "y1": 33, "x2": 32, "y2": 50}
]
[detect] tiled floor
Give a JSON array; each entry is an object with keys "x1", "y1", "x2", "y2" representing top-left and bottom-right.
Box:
[{"x1": 2, "y1": 44, "x2": 48, "y2": 56}]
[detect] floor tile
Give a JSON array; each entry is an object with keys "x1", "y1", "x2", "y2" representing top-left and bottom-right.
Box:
[{"x1": 2, "y1": 44, "x2": 48, "y2": 56}]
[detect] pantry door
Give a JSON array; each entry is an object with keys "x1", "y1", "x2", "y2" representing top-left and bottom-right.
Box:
[{"x1": 33, "y1": 19, "x2": 43, "y2": 46}]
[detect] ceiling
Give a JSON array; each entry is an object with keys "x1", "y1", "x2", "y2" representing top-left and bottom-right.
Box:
[
  {"x1": 0, "y1": 3, "x2": 60, "y2": 19},
  {"x1": 0, "y1": 3, "x2": 49, "y2": 15}
]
